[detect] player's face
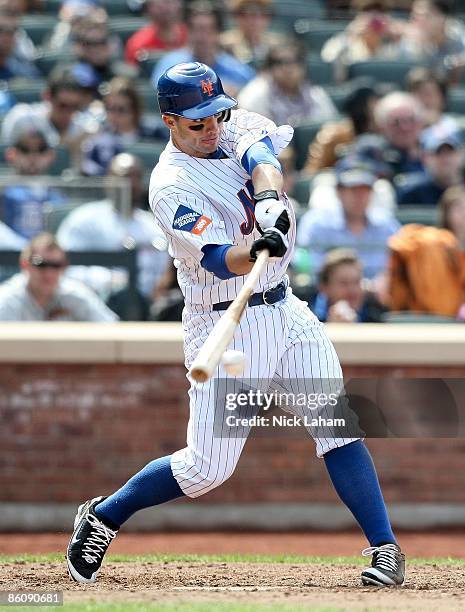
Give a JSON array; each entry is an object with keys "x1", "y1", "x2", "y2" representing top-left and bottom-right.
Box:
[{"x1": 164, "y1": 112, "x2": 226, "y2": 158}]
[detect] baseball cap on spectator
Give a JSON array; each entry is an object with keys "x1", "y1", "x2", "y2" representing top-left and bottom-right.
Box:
[
  {"x1": 70, "y1": 62, "x2": 100, "y2": 90},
  {"x1": 421, "y1": 125, "x2": 463, "y2": 153},
  {"x1": 335, "y1": 156, "x2": 377, "y2": 187}
]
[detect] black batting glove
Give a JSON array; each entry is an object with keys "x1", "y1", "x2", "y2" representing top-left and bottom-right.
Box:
[{"x1": 249, "y1": 228, "x2": 288, "y2": 261}]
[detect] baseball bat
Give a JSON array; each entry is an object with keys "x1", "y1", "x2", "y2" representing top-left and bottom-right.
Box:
[{"x1": 189, "y1": 249, "x2": 270, "y2": 383}]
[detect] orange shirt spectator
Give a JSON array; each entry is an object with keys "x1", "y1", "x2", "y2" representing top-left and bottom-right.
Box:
[{"x1": 125, "y1": 0, "x2": 187, "y2": 65}]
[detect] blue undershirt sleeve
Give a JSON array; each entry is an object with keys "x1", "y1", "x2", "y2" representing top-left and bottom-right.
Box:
[
  {"x1": 241, "y1": 136, "x2": 282, "y2": 175},
  {"x1": 201, "y1": 244, "x2": 236, "y2": 280}
]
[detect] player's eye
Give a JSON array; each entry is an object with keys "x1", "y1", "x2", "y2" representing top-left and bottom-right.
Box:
[{"x1": 187, "y1": 112, "x2": 226, "y2": 131}]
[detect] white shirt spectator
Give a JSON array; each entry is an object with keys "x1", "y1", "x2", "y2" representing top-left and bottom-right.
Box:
[
  {"x1": 57, "y1": 199, "x2": 169, "y2": 299},
  {"x1": 0, "y1": 272, "x2": 118, "y2": 321}
]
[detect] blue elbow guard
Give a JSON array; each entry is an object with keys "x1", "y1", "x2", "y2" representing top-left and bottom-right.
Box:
[
  {"x1": 241, "y1": 136, "x2": 282, "y2": 175},
  {"x1": 201, "y1": 244, "x2": 236, "y2": 280}
]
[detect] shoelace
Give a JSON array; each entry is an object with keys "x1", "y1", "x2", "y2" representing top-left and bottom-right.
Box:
[
  {"x1": 362, "y1": 544, "x2": 400, "y2": 573},
  {"x1": 82, "y1": 513, "x2": 117, "y2": 564}
]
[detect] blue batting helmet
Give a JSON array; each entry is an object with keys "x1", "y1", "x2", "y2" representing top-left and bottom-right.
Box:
[{"x1": 157, "y1": 62, "x2": 237, "y2": 120}]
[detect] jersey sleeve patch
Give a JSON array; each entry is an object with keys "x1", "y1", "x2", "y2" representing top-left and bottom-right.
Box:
[{"x1": 172, "y1": 205, "x2": 212, "y2": 234}]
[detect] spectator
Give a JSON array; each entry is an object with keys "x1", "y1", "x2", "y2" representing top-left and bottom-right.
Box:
[
  {"x1": 0, "y1": 0, "x2": 37, "y2": 64},
  {"x1": 0, "y1": 232, "x2": 118, "y2": 321},
  {"x1": 0, "y1": 8, "x2": 40, "y2": 80},
  {"x1": 297, "y1": 158, "x2": 400, "y2": 279},
  {"x1": 220, "y1": 0, "x2": 284, "y2": 69},
  {"x1": 321, "y1": 0, "x2": 404, "y2": 82},
  {"x1": 308, "y1": 248, "x2": 387, "y2": 323},
  {"x1": 151, "y1": 0, "x2": 254, "y2": 97},
  {"x1": 70, "y1": 14, "x2": 133, "y2": 88},
  {"x1": 1, "y1": 65, "x2": 90, "y2": 152},
  {"x1": 439, "y1": 184, "x2": 465, "y2": 246},
  {"x1": 81, "y1": 77, "x2": 166, "y2": 176},
  {"x1": 397, "y1": 124, "x2": 464, "y2": 206},
  {"x1": 57, "y1": 153, "x2": 169, "y2": 315},
  {"x1": 405, "y1": 66, "x2": 458, "y2": 130},
  {"x1": 1, "y1": 125, "x2": 67, "y2": 240},
  {"x1": 353, "y1": 91, "x2": 425, "y2": 180},
  {"x1": 400, "y1": 0, "x2": 465, "y2": 82},
  {"x1": 305, "y1": 81, "x2": 382, "y2": 174},
  {"x1": 125, "y1": 0, "x2": 187, "y2": 65},
  {"x1": 47, "y1": 0, "x2": 107, "y2": 54},
  {"x1": 238, "y1": 41, "x2": 337, "y2": 127}
]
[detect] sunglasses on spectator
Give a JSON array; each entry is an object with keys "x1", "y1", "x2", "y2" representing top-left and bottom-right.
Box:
[
  {"x1": 55, "y1": 100, "x2": 80, "y2": 112},
  {"x1": 16, "y1": 143, "x2": 50, "y2": 154},
  {"x1": 187, "y1": 111, "x2": 227, "y2": 131},
  {"x1": 387, "y1": 115, "x2": 418, "y2": 127},
  {"x1": 29, "y1": 255, "x2": 67, "y2": 269},
  {"x1": 81, "y1": 38, "x2": 109, "y2": 47},
  {"x1": 106, "y1": 104, "x2": 132, "y2": 114}
]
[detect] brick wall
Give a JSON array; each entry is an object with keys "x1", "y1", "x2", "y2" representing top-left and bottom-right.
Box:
[{"x1": 2, "y1": 363, "x2": 465, "y2": 506}]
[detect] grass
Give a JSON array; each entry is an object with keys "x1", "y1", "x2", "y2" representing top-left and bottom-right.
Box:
[{"x1": 1, "y1": 552, "x2": 465, "y2": 566}]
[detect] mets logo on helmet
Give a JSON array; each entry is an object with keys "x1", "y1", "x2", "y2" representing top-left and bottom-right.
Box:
[{"x1": 201, "y1": 78, "x2": 214, "y2": 96}]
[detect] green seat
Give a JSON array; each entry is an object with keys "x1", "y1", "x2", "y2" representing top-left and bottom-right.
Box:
[
  {"x1": 36, "y1": 51, "x2": 74, "y2": 77},
  {"x1": 8, "y1": 79, "x2": 46, "y2": 104},
  {"x1": 109, "y1": 17, "x2": 148, "y2": 44},
  {"x1": 124, "y1": 141, "x2": 166, "y2": 183},
  {"x1": 42, "y1": 0, "x2": 62, "y2": 15},
  {"x1": 307, "y1": 53, "x2": 335, "y2": 85},
  {"x1": 294, "y1": 19, "x2": 348, "y2": 52},
  {"x1": 395, "y1": 206, "x2": 438, "y2": 226},
  {"x1": 20, "y1": 15, "x2": 57, "y2": 46},
  {"x1": 348, "y1": 60, "x2": 419, "y2": 87},
  {"x1": 291, "y1": 174, "x2": 313, "y2": 206},
  {"x1": 447, "y1": 87, "x2": 465, "y2": 115},
  {"x1": 292, "y1": 121, "x2": 326, "y2": 171},
  {"x1": 101, "y1": 0, "x2": 135, "y2": 16},
  {"x1": 326, "y1": 83, "x2": 353, "y2": 112},
  {"x1": 382, "y1": 311, "x2": 458, "y2": 323},
  {"x1": 136, "y1": 81, "x2": 159, "y2": 113},
  {"x1": 137, "y1": 51, "x2": 165, "y2": 79}
]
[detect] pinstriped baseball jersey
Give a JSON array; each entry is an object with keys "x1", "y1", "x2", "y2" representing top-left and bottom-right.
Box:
[
  {"x1": 148, "y1": 109, "x2": 294, "y2": 306},
  {"x1": 148, "y1": 108, "x2": 360, "y2": 498}
]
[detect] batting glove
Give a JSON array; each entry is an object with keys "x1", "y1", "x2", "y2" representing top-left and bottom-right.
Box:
[
  {"x1": 249, "y1": 228, "x2": 288, "y2": 261},
  {"x1": 253, "y1": 190, "x2": 290, "y2": 235}
]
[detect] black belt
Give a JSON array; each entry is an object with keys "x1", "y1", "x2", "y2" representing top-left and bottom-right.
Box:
[{"x1": 212, "y1": 281, "x2": 286, "y2": 311}]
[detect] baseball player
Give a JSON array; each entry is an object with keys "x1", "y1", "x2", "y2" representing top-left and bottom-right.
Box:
[{"x1": 67, "y1": 62, "x2": 405, "y2": 587}]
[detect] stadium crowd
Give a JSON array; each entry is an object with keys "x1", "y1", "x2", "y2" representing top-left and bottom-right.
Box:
[{"x1": 0, "y1": 0, "x2": 464, "y2": 322}]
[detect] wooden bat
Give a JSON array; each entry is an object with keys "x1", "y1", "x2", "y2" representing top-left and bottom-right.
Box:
[{"x1": 189, "y1": 249, "x2": 270, "y2": 383}]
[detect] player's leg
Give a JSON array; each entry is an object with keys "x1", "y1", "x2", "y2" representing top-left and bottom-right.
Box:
[
  {"x1": 274, "y1": 294, "x2": 405, "y2": 586},
  {"x1": 67, "y1": 306, "x2": 282, "y2": 583}
]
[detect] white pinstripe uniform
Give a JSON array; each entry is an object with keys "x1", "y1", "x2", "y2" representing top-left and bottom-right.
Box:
[{"x1": 149, "y1": 109, "x2": 359, "y2": 498}]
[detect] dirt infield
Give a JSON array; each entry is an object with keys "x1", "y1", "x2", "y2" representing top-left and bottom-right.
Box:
[
  {"x1": 3, "y1": 533, "x2": 465, "y2": 610},
  {"x1": 3, "y1": 558, "x2": 465, "y2": 611}
]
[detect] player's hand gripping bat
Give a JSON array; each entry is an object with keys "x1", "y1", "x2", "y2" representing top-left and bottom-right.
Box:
[{"x1": 189, "y1": 249, "x2": 270, "y2": 383}]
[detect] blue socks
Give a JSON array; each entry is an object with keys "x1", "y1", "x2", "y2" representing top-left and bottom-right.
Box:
[
  {"x1": 94, "y1": 455, "x2": 184, "y2": 529},
  {"x1": 324, "y1": 440, "x2": 396, "y2": 547}
]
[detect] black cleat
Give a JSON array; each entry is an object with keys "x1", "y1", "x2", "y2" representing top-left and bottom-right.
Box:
[
  {"x1": 66, "y1": 496, "x2": 118, "y2": 584},
  {"x1": 361, "y1": 543, "x2": 406, "y2": 587}
]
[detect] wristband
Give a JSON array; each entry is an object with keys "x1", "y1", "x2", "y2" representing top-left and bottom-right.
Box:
[{"x1": 253, "y1": 190, "x2": 279, "y2": 203}]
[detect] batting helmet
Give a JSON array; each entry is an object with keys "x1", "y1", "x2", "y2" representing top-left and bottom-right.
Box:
[{"x1": 157, "y1": 62, "x2": 237, "y2": 120}]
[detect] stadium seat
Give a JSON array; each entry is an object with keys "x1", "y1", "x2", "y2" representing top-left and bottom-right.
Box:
[
  {"x1": 109, "y1": 17, "x2": 149, "y2": 44},
  {"x1": 326, "y1": 83, "x2": 353, "y2": 112},
  {"x1": 447, "y1": 87, "x2": 465, "y2": 115},
  {"x1": 395, "y1": 205, "x2": 439, "y2": 226},
  {"x1": 292, "y1": 121, "x2": 327, "y2": 170},
  {"x1": 136, "y1": 81, "x2": 159, "y2": 113},
  {"x1": 124, "y1": 141, "x2": 166, "y2": 183},
  {"x1": 291, "y1": 174, "x2": 313, "y2": 206},
  {"x1": 307, "y1": 53, "x2": 335, "y2": 85},
  {"x1": 137, "y1": 52, "x2": 165, "y2": 79},
  {"x1": 42, "y1": 0, "x2": 62, "y2": 15},
  {"x1": 36, "y1": 51, "x2": 74, "y2": 77},
  {"x1": 294, "y1": 19, "x2": 349, "y2": 52},
  {"x1": 382, "y1": 311, "x2": 457, "y2": 323},
  {"x1": 20, "y1": 15, "x2": 57, "y2": 46},
  {"x1": 101, "y1": 0, "x2": 135, "y2": 16},
  {"x1": 348, "y1": 60, "x2": 420, "y2": 87},
  {"x1": 7, "y1": 79, "x2": 46, "y2": 104}
]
